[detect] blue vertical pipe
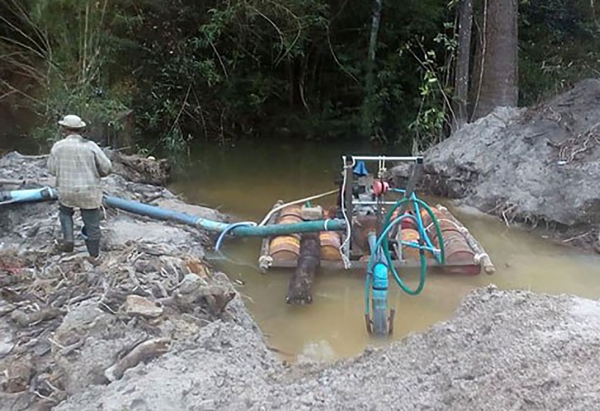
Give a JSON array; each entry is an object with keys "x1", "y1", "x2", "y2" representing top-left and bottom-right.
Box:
[{"x1": 367, "y1": 231, "x2": 389, "y2": 335}]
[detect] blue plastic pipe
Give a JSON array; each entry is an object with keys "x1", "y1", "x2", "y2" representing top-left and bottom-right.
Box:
[
  {"x1": 2, "y1": 187, "x2": 346, "y2": 237},
  {"x1": 104, "y1": 195, "x2": 345, "y2": 236},
  {"x1": 103, "y1": 195, "x2": 209, "y2": 226},
  {"x1": 0, "y1": 187, "x2": 58, "y2": 203}
]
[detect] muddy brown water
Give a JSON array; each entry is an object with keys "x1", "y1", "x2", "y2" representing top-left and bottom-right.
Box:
[
  {"x1": 3, "y1": 127, "x2": 598, "y2": 361},
  {"x1": 138, "y1": 142, "x2": 600, "y2": 360}
]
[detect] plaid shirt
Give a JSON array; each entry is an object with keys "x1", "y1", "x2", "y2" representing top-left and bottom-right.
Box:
[{"x1": 48, "y1": 134, "x2": 112, "y2": 209}]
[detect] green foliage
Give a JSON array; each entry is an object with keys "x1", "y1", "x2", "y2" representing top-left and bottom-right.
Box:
[
  {"x1": 407, "y1": 31, "x2": 456, "y2": 153},
  {"x1": 0, "y1": 0, "x2": 597, "y2": 153},
  {"x1": 0, "y1": 0, "x2": 131, "y2": 147},
  {"x1": 519, "y1": 0, "x2": 600, "y2": 105}
]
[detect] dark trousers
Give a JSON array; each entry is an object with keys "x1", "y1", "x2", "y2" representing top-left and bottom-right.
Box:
[{"x1": 59, "y1": 204, "x2": 101, "y2": 256}]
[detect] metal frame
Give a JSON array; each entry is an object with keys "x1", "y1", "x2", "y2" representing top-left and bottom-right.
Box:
[
  {"x1": 258, "y1": 154, "x2": 495, "y2": 277},
  {"x1": 341, "y1": 155, "x2": 424, "y2": 263}
]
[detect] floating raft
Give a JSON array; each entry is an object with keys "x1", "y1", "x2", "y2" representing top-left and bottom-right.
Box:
[{"x1": 259, "y1": 202, "x2": 494, "y2": 276}]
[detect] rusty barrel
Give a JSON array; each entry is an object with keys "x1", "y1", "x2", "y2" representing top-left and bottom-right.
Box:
[
  {"x1": 277, "y1": 205, "x2": 303, "y2": 225},
  {"x1": 276, "y1": 205, "x2": 303, "y2": 240},
  {"x1": 390, "y1": 209, "x2": 418, "y2": 231},
  {"x1": 319, "y1": 231, "x2": 342, "y2": 260},
  {"x1": 443, "y1": 230, "x2": 476, "y2": 264},
  {"x1": 419, "y1": 208, "x2": 453, "y2": 231},
  {"x1": 419, "y1": 208, "x2": 462, "y2": 245},
  {"x1": 269, "y1": 235, "x2": 300, "y2": 261}
]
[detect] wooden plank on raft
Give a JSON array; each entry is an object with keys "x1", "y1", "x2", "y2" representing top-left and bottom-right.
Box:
[
  {"x1": 286, "y1": 232, "x2": 320, "y2": 304},
  {"x1": 272, "y1": 258, "x2": 480, "y2": 273}
]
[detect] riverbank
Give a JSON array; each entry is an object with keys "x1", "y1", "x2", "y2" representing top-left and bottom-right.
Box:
[
  {"x1": 53, "y1": 289, "x2": 600, "y2": 411},
  {"x1": 0, "y1": 151, "x2": 247, "y2": 410},
  {"x1": 390, "y1": 79, "x2": 600, "y2": 254},
  {"x1": 2, "y1": 151, "x2": 600, "y2": 410}
]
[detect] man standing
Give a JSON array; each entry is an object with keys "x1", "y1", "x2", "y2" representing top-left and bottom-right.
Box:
[{"x1": 48, "y1": 114, "x2": 112, "y2": 262}]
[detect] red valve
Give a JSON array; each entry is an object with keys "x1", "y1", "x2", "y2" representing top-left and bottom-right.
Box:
[{"x1": 373, "y1": 180, "x2": 389, "y2": 196}]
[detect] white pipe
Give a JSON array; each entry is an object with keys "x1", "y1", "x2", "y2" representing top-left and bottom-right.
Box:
[
  {"x1": 258, "y1": 189, "x2": 339, "y2": 227},
  {"x1": 352, "y1": 201, "x2": 399, "y2": 205},
  {"x1": 339, "y1": 156, "x2": 355, "y2": 269},
  {"x1": 349, "y1": 155, "x2": 422, "y2": 162}
]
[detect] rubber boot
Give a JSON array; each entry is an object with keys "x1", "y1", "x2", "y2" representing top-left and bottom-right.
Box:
[
  {"x1": 59, "y1": 208, "x2": 75, "y2": 252},
  {"x1": 85, "y1": 240, "x2": 103, "y2": 266},
  {"x1": 85, "y1": 239, "x2": 100, "y2": 258}
]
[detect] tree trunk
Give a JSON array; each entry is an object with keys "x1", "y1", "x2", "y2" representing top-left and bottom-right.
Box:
[
  {"x1": 286, "y1": 233, "x2": 320, "y2": 305},
  {"x1": 362, "y1": 0, "x2": 383, "y2": 138},
  {"x1": 472, "y1": 0, "x2": 518, "y2": 120},
  {"x1": 367, "y1": 0, "x2": 383, "y2": 71},
  {"x1": 453, "y1": 0, "x2": 473, "y2": 130}
]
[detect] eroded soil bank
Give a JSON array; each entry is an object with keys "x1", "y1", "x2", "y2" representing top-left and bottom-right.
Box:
[
  {"x1": 390, "y1": 79, "x2": 600, "y2": 253},
  {"x1": 2, "y1": 152, "x2": 600, "y2": 411},
  {"x1": 54, "y1": 288, "x2": 600, "y2": 411}
]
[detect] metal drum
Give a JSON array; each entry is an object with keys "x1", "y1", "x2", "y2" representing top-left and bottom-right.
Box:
[
  {"x1": 442, "y1": 230, "x2": 476, "y2": 264},
  {"x1": 269, "y1": 235, "x2": 300, "y2": 261},
  {"x1": 420, "y1": 208, "x2": 462, "y2": 245},
  {"x1": 390, "y1": 209, "x2": 418, "y2": 231},
  {"x1": 319, "y1": 231, "x2": 342, "y2": 260},
  {"x1": 277, "y1": 205, "x2": 303, "y2": 224},
  {"x1": 276, "y1": 205, "x2": 303, "y2": 240}
]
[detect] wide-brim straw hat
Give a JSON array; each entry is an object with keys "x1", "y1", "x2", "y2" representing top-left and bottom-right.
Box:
[{"x1": 58, "y1": 114, "x2": 86, "y2": 129}]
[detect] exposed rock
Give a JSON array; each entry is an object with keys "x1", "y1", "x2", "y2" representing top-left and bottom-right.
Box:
[
  {"x1": 2, "y1": 355, "x2": 32, "y2": 393},
  {"x1": 123, "y1": 295, "x2": 164, "y2": 318},
  {"x1": 389, "y1": 79, "x2": 600, "y2": 250},
  {"x1": 108, "y1": 150, "x2": 171, "y2": 186},
  {"x1": 0, "y1": 151, "x2": 241, "y2": 410}
]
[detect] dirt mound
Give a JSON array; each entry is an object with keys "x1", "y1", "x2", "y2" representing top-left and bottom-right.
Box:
[
  {"x1": 108, "y1": 151, "x2": 171, "y2": 186},
  {"x1": 263, "y1": 286, "x2": 600, "y2": 411},
  {"x1": 55, "y1": 286, "x2": 600, "y2": 411},
  {"x1": 390, "y1": 79, "x2": 600, "y2": 251},
  {"x1": 0, "y1": 247, "x2": 243, "y2": 410},
  {"x1": 0, "y1": 151, "x2": 242, "y2": 410}
]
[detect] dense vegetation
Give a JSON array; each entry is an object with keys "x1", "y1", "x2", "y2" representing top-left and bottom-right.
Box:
[{"x1": 0, "y1": 0, "x2": 598, "y2": 153}]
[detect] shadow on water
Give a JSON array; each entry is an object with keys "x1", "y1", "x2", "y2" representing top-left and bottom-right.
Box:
[{"x1": 156, "y1": 139, "x2": 600, "y2": 361}]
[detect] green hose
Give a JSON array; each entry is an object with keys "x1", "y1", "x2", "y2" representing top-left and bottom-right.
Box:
[
  {"x1": 372, "y1": 197, "x2": 445, "y2": 296},
  {"x1": 383, "y1": 197, "x2": 445, "y2": 265},
  {"x1": 365, "y1": 196, "x2": 446, "y2": 320}
]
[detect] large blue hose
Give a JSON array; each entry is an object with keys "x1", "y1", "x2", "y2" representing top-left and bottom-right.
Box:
[
  {"x1": 0, "y1": 187, "x2": 58, "y2": 204},
  {"x1": 1, "y1": 187, "x2": 347, "y2": 237}
]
